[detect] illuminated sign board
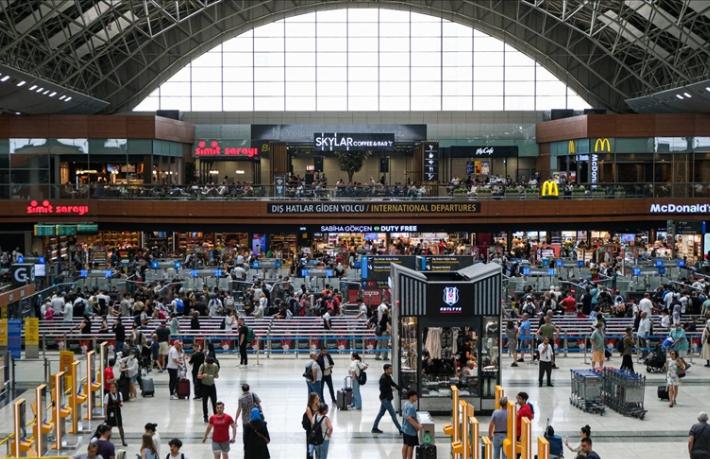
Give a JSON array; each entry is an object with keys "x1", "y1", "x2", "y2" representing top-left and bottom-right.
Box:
[
  {"x1": 313, "y1": 132, "x2": 395, "y2": 151},
  {"x1": 591, "y1": 138, "x2": 611, "y2": 186},
  {"x1": 26, "y1": 200, "x2": 89, "y2": 216},
  {"x1": 650, "y1": 203, "x2": 710, "y2": 214},
  {"x1": 267, "y1": 202, "x2": 480, "y2": 214},
  {"x1": 194, "y1": 140, "x2": 259, "y2": 158}
]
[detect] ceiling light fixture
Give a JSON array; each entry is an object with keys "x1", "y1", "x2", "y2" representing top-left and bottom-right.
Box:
[
  {"x1": 29, "y1": 85, "x2": 37, "y2": 90},
  {"x1": 706, "y1": 87, "x2": 710, "y2": 92},
  {"x1": 42, "y1": 90, "x2": 50, "y2": 95},
  {"x1": 16, "y1": 81, "x2": 26, "y2": 87},
  {"x1": 683, "y1": 92, "x2": 691, "y2": 98},
  {"x1": 64, "y1": 96, "x2": 72, "y2": 102},
  {"x1": 36, "y1": 87, "x2": 44, "y2": 92},
  {"x1": 58, "y1": 95, "x2": 66, "y2": 100},
  {"x1": 676, "y1": 94, "x2": 684, "y2": 100},
  {"x1": 0, "y1": 76, "x2": 10, "y2": 82},
  {"x1": 49, "y1": 91, "x2": 56, "y2": 97}
]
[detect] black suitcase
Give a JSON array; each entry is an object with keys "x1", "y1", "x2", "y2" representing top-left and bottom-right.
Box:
[
  {"x1": 657, "y1": 385, "x2": 669, "y2": 400},
  {"x1": 416, "y1": 444, "x2": 436, "y2": 459},
  {"x1": 336, "y1": 389, "x2": 352, "y2": 410},
  {"x1": 141, "y1": 377, "x2": 155, "y2": 397}
]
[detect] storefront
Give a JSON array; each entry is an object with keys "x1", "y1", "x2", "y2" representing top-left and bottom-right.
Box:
[
  {"x1": 443, "y1": 145, "x2": 522, "y2": 180},
  {"x1": 391, "y1": 262, "x2": 502, "y2": 414}
]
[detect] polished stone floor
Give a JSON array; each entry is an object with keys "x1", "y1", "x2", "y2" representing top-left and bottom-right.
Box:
[{"x1": 6, "y1": 350, "x2": 708, "y2": 458}]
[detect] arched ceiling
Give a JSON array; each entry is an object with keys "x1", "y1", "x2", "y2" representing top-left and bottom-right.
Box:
[{"x1": 1, "y1": 0, "x2": 709, "y2": 114}]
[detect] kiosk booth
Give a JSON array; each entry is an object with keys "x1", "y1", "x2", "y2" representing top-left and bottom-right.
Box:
[{"x1": 391, "y1": 263, "x2": 502, "y2": 414}]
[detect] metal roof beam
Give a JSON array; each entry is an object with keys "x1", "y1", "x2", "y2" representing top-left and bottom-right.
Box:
[
  {"x1": 624, "y1": 0, "x2": 705, "y2": 49},
  {"x1": 47, "y1": 0, "x2": 119, "y2": 49}
]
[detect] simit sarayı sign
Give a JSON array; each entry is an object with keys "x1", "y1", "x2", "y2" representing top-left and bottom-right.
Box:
[
  {"x1": 194, "y1": 140, "x2": 259, "y2": 158},
  {"x1": 650, "y1": 203, "x2": 710, "y2": 214},
  {"x1": 26, "y1": 200, "x2": 89, "y2": 216}
]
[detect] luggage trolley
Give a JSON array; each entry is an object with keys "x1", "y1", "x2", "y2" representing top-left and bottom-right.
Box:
[
  {"x1": 601, "y1": 369, "x2": 647, "y2": 420},
  {"x1": 569, "y1": 369, "x2": 605, "y2": 415}
]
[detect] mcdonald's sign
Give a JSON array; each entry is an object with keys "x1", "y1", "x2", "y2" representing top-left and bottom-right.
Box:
[
  {"x1": 568, "y1": 140, "x2": 575, "y2": 154},
  {"x1": 593, "y1": 138, "x2": 612, "y2": 153}
]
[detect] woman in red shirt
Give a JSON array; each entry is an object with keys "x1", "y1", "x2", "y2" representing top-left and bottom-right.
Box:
[
  {"x1": 104, "y1": 358, "x2": 116, "y2": 394},
  {"x1": 516, "y1": 392, "x2": 534, "y2": 438}
]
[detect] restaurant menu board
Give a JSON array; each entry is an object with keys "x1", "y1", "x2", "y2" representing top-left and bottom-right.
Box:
[
  {"x1": 361, "y1": 256, "x2": 415, "y2": 286},
  {"x1": 417, "y1": 256, "x2": 475, "y2": 272}
]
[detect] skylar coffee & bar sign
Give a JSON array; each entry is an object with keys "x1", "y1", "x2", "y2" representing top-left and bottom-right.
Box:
[
  {"x1": 267, "y1": 202, "x2": 480, "y2": 214},
  {"x1": 314, "y1": 133, "x2": 395, "y2": 152}
]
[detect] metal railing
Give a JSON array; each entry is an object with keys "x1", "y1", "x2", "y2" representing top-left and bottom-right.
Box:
[{"x1": 6, "y1": 181, "x2": 710, "y2": 201}]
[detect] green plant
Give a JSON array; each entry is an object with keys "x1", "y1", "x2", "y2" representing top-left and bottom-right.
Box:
[{"x1": 335, "y1": 150, "x2": 372, "y2": 183}]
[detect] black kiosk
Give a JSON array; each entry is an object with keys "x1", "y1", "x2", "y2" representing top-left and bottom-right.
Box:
[{"x1": 391, "y1": 263, "x2": 502, "y2": 414}]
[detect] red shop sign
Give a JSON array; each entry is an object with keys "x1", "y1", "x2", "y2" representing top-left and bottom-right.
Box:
[
  {"x1": 194, "y1": 140, "x2": 259, "y2": 158},
  {"x1": 26, "y1": 200, "x2": 90, "y2": 216}
]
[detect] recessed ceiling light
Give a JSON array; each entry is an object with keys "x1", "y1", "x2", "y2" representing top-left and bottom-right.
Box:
[
  {"x1": 676, "y1": 94, "x2": 684, "y2": 100},
  {"x1": 42, "y1": 90, "x2": 50, "y2": 95},
  {"x1": 58, "y1": 95, "x2": 66, "y2": 100},
  {"x1": 706, "y1": 87, "x2": 710, "y2": 92},
  {"x1": 0, "y1": 75, "x2": 10, "y2": 82},
  {"x1": 64, "y1": 96, "x2": 72, "y2": 102},
  {"x1": 15, "y1": 112, "x2": 20, "y2": 115},
  {"x1": 36, "y1": 87, "x2": 44, "y2": 92},
  {"x1": 29, "y1": 85, "x2": 37, "y2": 90},
  {"x1": 16, "y1": 80, "x2": 26, "y2": 87},
  {"x1": 49, "y1": 91, "x2": 56, "y2": 97},
  {"x1": 684, "y1": 92, "x2": 692, "y2": 98}
]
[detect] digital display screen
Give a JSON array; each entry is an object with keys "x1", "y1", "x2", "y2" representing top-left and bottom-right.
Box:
[{"x1": 620, "y1": 233, "x2": 635, "y2": 243}]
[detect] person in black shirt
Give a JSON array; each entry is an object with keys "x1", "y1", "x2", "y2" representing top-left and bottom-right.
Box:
[
  {"x1": 189, "y1": 343, "x2": 206, "y2": 400},
  {"x1": 238, "y1": 318, "x2": 249, "y2": 366},
  {"x1": 317, "y1": 348, "x2": 336, "y2": 403},
  {"x1": 113, "y1": 316, "x2": 125, "y2": 354},
  {"x1": 371, "y1": 364, "x2": 402, "y2": 434}
]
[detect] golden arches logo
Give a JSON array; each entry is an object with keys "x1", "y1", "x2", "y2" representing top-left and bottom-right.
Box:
[{"x1": 593, "y1": 138, "x2": 611, "y2": 153}]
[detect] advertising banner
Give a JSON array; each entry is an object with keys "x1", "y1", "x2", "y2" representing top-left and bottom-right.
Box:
[{"x1": 267, "y1": 202, "x2": 480, "y2": 214}]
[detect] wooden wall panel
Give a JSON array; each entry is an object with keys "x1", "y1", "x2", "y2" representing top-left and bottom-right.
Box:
[
  {"x1": 88, "y1": 116, "x2": 129, "y2": 138},
  {"x1": 48, "y1": 115, "x2": 89, "y2": 138},
  {"x1": 155, "y1": 117, "x2": 195, "y2": 143},
  {"x1": 271, "y1": 142, "x2": 288, "y2": 176},
  {"x1": 535, "y1": 116, "x2": 588, "y2": 143}
]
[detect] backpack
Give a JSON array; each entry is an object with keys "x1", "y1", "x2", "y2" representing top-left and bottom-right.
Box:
[
  {"x1": 356, "y1": 364, "x2": 367, "y2": 385},
  {"x1": 301, "y1": 411, "x2": 311, "y2": 431},
  {"x1": 308, "y1": 416, "x2": 325, "y2": 445},
  {"x1": 174, "y1": 299, "x2": 184, "y2": 314}
]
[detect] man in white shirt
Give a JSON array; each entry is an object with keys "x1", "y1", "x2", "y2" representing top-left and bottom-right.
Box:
[
  {"x1": 637, "y1": 312, "x2": 652, "y2": 358},
  {"x1": 63, "y1": 300, "x2": 73, "y2": 321},
  {"x1": 167, "y1": 341, "x2": 185, "y2": 400},
  {"x1": 639, "y1": 293, "x2": 653, "y2": 317},
  {"x1": 538, "y1": 336, "x2": 554, "y2": 387},
  {"x1": 50, "y1": 292, "x2": 65, "y2": 315},
  {"x1": 377, "y1": 302, "x2": 388, "y2": 323}
]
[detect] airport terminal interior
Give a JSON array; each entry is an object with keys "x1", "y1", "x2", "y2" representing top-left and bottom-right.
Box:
[{"x1": 2, "y1": 1, "x2": 710, "y2": 459}]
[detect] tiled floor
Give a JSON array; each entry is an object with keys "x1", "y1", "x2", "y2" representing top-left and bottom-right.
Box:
[{"x1": 8, "y1": 350, "x2": 708, "y2": 458}]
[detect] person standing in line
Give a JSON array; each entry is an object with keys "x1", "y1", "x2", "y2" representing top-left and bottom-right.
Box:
[
  {"x1": 620, "y1": 327, "x2": 635, "y2": 372},
  {"x1": 144, "y1": 423, "x2": 161, "y2": 458},
  {"x1": 667, "y1": 349, "x2": 685, "y2": 408},
  {"x1": 669, "y1": 323, "x2": 690, "y2": 358},
  {"x1": 590, "y1": 322, "x2": 605, "y2": 371},
  {"x1": 238, "y1": 318, "x2": 249, "y2": 367},
  {"x1": 166, "y1": 438, "x2": 187, "y2": 459},
  {"x1": 400, "y1": 390, "x2": 423, "y2": 459},
  {"x1": 317, "y1": 348, "x2": 336, "y2": 404},
  {"x1": 688, "y1": 412, "x2": 710, "y2": 459},
  {"x1": 140, "y1": 434, "x2": 158, "y2": 459},
  {"x1": 166, "y1": 340, "x2": 185, "y2": 400},
  {"x1": 348, "y1": 353, "x2": 367, "y2": 410},
  {"x1": 244, "y1": 407, "x2": 270, "y2": 459},
  {"x1": 637, "y1": 311, "x2": 652, "y2": 359},
  {"x1": 303, "y1": 393, "x2": 320, "y2": 459},
  {"x1": 198, "y1": 356, "x2": 220, "y2": 423},
  {"x1": 155, "y1": 322, "x2": 171, "y2": 372},
  {"x1": 579, "y1": 438, "x2": 601, "y2": 459},
  {"x1": 312, "y1": 404, "x2": 333, "y2": 459},
  {"x1": 517, "y1": 314, "x2": 532, "y2": 363},
  {"x1": 94, "y1": 425, "x2": 116, "y2": 459},
  {"x1": 371, "y1": 364, "x2": 402, "y2": 434},
  {"x1": 305, "y1": 352, "x2": 323, "y2": 400},
  {"x1": 235, "y1": 384, "x2": 263, "y2": 448},
  {"x1": 515, "y1": 392, "x2": 534, "y2": 440},
  {"x1": 487, "y1": 397, "x2": 508, "y2": 459},
  {"x1": 538, "y1": 336, "x2": 553, "y2": 387},
  {"x1": 104, "y1": 382, "x2": 127, "y2": 447},
  {"x1": 506, "y1": 320, "x2": 519, "y2": 367},
  {"x1": 189, "y1": 343, "x2": 206, "y2": 400},
  {"x1": 113, "y1": 316, "x2": 126, "y2": 354},
  {"x1": 104, "y1": 358, "x2": 116, "y2": 395},
  {"x1": 202, "y1": 401, "x2": 236, "y2": 459},
  {"x1": 702, "y1": 319, "x2": 710, "y2": 368}
]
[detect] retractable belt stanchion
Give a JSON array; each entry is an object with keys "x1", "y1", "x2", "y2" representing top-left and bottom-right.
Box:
[
  {"x1": 85, "y1": 350, "x2": 101, "y2": 421},
  {"x1": 12, "y1": 398, "x2": 33, "y2": 457},
  {"x1": 443, "y1": 386, "x2": 460, "y2": 457},
  {"x1": 537, "y1": 435, "x2": 550, "y2": 459},
  {"x1": 51, "y1": 371, "x2": 70, "y2": 451},
  {"x1": 98, "y1": 342, "x2": 108, "y2": 418},
  {"x1": 33, "y1": 384, "x2": 53, "y2": 457}
]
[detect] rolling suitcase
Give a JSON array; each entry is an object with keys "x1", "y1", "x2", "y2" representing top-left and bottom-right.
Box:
[
  {"x1": 415, "y1": 444, "x2": 436, "y2": 459},
  {"x1": 177, "y1": 378, "x2": 191, "y2": 399},
  {"x1": 657, "y1": 385, "x2": 669, "y2": 400},
  {"x1": 141, "y1": 377, "x2": 155, "y2": 397},
  {"x1": 337, "y1": 376, "x2": 353, "y2": 410},
  {"x1": 116, "y1": 449, "x2": 126, "y2": 459}
]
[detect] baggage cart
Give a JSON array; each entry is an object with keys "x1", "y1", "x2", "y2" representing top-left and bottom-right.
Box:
[{"x1": 569, "y1": 369, "x2": 605, "y2": 415}]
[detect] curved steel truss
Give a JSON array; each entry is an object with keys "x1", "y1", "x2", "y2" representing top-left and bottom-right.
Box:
[{"x1": 1, "y1": 0, "x2": 708, "y2": 113}]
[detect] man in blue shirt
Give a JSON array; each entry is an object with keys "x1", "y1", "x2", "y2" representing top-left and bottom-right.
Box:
[
  {"x1": 518, "y1": 314, "x2": 531, "y2": 363},
  {"x1": 401, "y1": 390, "x2": 423, "y2": 459}
]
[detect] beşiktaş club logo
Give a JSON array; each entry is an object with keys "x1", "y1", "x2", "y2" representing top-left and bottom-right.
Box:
[{"x1": 440, "y1": 286, "x2": 462, "y2": 314}]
